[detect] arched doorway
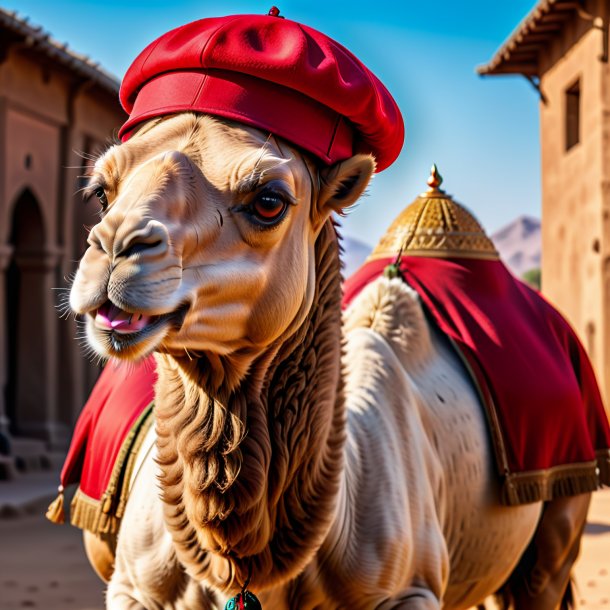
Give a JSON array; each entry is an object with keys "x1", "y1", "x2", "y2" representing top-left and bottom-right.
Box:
[{"x1": 5, "y1": 189, "x2": 49, "y2": 439}]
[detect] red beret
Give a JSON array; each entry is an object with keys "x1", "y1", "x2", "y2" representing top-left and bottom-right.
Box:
[{"x1": 119, "y1": 10, "x2": 404, "y2": 172}]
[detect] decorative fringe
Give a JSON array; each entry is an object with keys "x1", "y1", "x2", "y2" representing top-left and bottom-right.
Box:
[
  {"x1": 45, "y1": 485, "x2": 65, "y2": 525},
  {"x1": 69, "y1": 404, "x2": 154, "y2": 536},
  {"x1": 70, "y1": 488, "x2": 121, "y2": 535},
  {"x1": 501, "y1": 463, "x2": 601, "y2": 506}
]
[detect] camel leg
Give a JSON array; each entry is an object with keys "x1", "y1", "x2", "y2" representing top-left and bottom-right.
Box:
[
  {"x1": 83, "y1": 531, "x2": 116, "y2": 583},
  {"x1": 107, "y1": 545, "x2": 216, "y2": 610},
  {"x1": 106, "y1": 576, "x2": 215, "y2": 610},
  {"x1": 106, "y1": 569, "x2": 146, "y2": 610},
  {"x1": 504, "y1": 492, "x2": 591, "y2": 609}
]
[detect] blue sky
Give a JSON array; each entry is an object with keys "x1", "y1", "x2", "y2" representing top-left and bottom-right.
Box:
[{"x1": 7, "y1": 0, "x2": 540, "y2": 247}]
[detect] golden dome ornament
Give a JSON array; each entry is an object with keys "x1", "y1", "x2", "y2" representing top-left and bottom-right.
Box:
[{"x1": 370, "y1": 164, "x2": 499, "y2": 262}]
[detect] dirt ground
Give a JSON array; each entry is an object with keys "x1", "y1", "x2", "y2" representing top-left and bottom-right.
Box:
[
  {"x1": 0, "y1": 512, "x2": 104, "y2": 610},
  {"x1": 573, "y1": 488, "x2": 610, "y2": 608},
  {"x1": 1, "y1": 490, "x2": 609, "y2": 610}
]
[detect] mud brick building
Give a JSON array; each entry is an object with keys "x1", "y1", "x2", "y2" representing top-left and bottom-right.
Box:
[
  {"x1": 480, "y1": 0, "x2": 610, "y2": 407},
  {"x1": 0, "y1": 8, "x2": 125, "y2": 462}
]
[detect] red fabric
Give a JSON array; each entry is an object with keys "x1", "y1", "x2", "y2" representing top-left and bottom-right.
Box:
[
  {"x1": 60, "y1": 357, "x2": 156, "y2": 500},
  {"x1": 119, "y1": 12, "x2": 404, "y2": 171},
  {"x1": 343, "y1": 257, "x2": 610, "y2": 476}
]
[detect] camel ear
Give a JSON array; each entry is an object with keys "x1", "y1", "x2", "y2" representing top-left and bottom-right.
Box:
[{"x1": 315, "y1": 154, "x2": 376, "y2": 228}]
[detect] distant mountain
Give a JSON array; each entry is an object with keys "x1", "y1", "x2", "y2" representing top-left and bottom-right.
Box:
[
  {"x1": 341, "y1": 235, "x2": 372, "y2": 278},
  {"x1": 491, "y1": 215, "x2": 541, "y2": 277}
]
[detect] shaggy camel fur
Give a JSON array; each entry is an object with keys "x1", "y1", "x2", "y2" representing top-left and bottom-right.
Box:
[{"x1": 71, "y1": 113, "x2": 590, "y2": 609}]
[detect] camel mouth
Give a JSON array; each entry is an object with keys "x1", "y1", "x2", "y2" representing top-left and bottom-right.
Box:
[
  {"x1": 90, "y1": 300, "x2": 189, "y2": 355},
  {"x1": 94, "y1": 301, "x2": 159, "y2": 335}
]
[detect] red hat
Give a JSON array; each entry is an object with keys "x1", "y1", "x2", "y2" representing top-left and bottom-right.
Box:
[{"x1": 119, "y1": 9, "x2": 404, "y2": 172}]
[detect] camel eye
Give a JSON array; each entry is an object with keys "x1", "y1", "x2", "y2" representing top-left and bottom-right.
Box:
[
  {"x1": 250, "y1": 191, "x2": 288, "y2": 225},
  {"x1": 94, "y1": 187, "x2": 108, "y2": 211}
]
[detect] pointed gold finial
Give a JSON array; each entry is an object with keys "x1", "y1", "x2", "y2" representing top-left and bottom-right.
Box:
[{"x1": 427, "y1": 164, "x2": 443, "y2": 190}]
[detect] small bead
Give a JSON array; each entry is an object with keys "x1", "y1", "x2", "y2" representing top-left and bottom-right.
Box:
[{"x1": 268, "y1": 6, "x2": 280, "y2": 16}]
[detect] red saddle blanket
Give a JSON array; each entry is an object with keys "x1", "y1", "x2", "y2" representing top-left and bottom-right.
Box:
[
  {"x1": 343, "y1": 256, "x2": 610, "y2": 505},
  {"x1": 52, "y1": 357, "x2": 157, "y2": 533}
]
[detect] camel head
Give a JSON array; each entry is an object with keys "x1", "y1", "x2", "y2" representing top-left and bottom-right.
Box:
[
  {"x1": 70, "y1": 113, "x2": 374, "y2": 368},
  {"x1": 70, "y1": 10, "x2": 403, "y2": 387}
]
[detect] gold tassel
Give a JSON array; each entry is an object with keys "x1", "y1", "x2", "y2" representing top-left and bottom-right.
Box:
[{"x1": 46, "y1": 485, "x2": 65, "y2": 525}]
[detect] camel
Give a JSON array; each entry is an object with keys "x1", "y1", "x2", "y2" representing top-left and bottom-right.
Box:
[{"x1": 68, "y1": 111, "x2": 593, "y2": 610}]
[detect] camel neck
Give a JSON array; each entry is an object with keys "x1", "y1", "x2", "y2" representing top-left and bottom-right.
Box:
[{"x1": 153, "y1": 222, "x2": 346, "y2": 594}]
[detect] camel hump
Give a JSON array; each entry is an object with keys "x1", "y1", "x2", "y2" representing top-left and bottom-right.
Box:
[{"x1": 343, "y1": 276, "x2": 433, "y2": 368}]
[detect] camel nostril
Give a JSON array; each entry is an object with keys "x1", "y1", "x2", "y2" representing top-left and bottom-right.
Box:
[
  {"x1": 121, "y1": 240, "x2": 163, "y2": 259},
  {"x1": 114, "y1": 221, "x2": 169, "y2": 261}
]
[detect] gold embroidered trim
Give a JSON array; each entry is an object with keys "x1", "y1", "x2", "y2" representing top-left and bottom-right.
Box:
[
  {"x1": 70, "y1": 403, "x2": 154, "y2": 535},
  {"x1": 445, "y1": 336, "x2": 511, "y2": 480}
]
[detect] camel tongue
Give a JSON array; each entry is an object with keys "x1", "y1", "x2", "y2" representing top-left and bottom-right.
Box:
[{"x1": 95, "y1": 302, "x2": 152, "y2": 334}]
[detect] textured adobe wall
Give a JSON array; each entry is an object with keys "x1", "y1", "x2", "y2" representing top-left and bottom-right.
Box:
[{"x1": 539, "y1": 14, "x2": 608, "y2": 404}]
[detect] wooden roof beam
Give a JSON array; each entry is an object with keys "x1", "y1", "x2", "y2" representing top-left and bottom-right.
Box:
[
  {"x1": 539, "y1": 12, "x2": 573, "y2": 23},
  {"x1": 523, "y1": 32, "x2": 560, "y2": 41},
  {"x1": 483, "y1": 64, "x2": 540, "y2": 76},
  {"x1": 533, "y1": 24, "x2": 563, "y2": 32}
]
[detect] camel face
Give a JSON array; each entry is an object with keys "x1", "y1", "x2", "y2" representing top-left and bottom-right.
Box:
[{"x1": 71, "y1": 114, "x2": 374, "y2": 363}]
